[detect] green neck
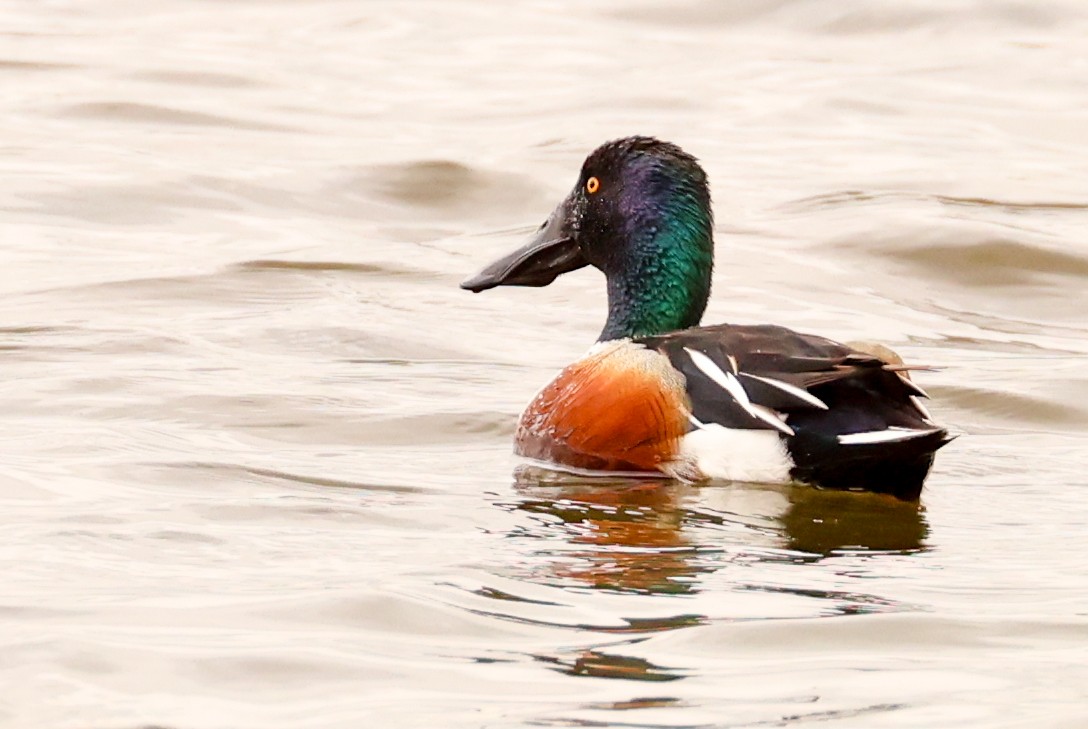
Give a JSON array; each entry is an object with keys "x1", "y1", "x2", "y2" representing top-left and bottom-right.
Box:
[{"x1": 598, "y1": 221, "x2": 713, "y2": 341}]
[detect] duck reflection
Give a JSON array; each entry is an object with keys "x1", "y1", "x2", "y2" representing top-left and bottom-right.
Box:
[
  {"x1": 512, "y1": 468, "x2": 707, "y2": 595},
  {"x1": 509, "y1": 465, "x2": 928, "y2": 594},
  {"x1": 782, "y1": 488, "x2": 929, "y2": 556}
]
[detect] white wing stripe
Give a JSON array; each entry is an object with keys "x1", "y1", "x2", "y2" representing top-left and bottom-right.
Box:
[
  {"x1": 684, "y1": 348, "x2": 795, "y2": 436},
  {"x1": 897, "y1": 373, "x2": 929, "y2": 398},
  {"x1": 910, "y1": 395, "x2": 933, "y2": 421},
  {"x1": 838, "y1": 427, "x2": 943, "y2": 445},
  {"x1": 685, "y1": 348, "x2": 747, "y2": 403},
  {"x1": 723, "y1": 372, "x2": 752, "y2": 407},
  {"x1": 740, "y1": 373, "x2": 828, "y2": 410},
  {"x1": 750, "y1": 403, "x2": 796, "y2": 436}
]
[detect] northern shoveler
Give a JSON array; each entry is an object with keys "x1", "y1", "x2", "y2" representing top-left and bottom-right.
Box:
[{"x1": 462, "y1": 136, "x2": 950, "y2": 500}]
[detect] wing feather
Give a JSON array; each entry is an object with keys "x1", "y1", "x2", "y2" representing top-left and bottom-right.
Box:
[{"x1": 635, "y1": 323, "x2": 934, "y2": 433}]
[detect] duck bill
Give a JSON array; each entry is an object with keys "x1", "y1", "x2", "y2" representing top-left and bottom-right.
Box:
[{"x1": 460, "y1": 200, "x2": 587, "y2": 292}]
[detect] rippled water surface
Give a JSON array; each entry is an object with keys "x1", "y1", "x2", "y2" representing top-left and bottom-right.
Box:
[{"x1": 4, "y1": 1, "x2": 1088, "y2": 727}]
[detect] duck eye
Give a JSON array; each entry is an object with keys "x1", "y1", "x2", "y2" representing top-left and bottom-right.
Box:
[{"x1": 586, "y1": 176, "x2": 600, "y2": 195}]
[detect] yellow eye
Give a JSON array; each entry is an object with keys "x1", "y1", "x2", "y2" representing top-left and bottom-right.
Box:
[{"x1": 586, "y1": 176, "x2": 600, "y2": 194}]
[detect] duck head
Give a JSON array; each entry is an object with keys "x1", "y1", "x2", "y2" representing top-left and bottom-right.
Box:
[{"x1": 461, "y1": 136, "x2": 715, "y2": 341}]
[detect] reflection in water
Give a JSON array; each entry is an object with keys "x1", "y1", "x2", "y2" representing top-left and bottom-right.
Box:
[
  {"x1": 783, "y1": 489, "x2": 929, "y2": 557},
  {"x1": 507, "y1": 465, "x2": 928, "y2": 594},
  {"x1": 489, "y1": 468, "x2": 930, "y2": 686},
  {"x1": 512, "y1": 469, "x2": 708, "y2": 596},
  {"x1": 536, "y1": 648, "x2": 683, "y2": 682}
]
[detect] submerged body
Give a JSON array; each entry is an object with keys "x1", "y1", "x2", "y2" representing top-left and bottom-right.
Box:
[{"x1": 463, "y1": 137, "x2": 950, "y2": 500}]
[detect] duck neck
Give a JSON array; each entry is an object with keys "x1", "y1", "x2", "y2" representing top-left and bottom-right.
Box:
[{"x1": 598, "y1": 224, "x2": 713, "y2": 341}]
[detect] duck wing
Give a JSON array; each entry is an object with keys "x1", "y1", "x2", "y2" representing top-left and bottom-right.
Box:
[
  {"x1": 636, "y1": 324, "x2": 951, "y2": 499},
  {"x1": 637, "y1": 324, "x2": 909, "y2": 429}
]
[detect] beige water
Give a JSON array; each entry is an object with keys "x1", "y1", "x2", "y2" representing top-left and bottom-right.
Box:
[{"x1": 3, "y1": 1, "x2": 1088, "y2": 727}]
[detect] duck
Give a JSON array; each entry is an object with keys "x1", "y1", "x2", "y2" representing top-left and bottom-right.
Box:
[{"x1": 461, "y1": 136, "x2": 950, "y2": 501}]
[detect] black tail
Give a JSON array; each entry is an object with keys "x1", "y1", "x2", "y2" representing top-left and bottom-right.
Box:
[{"x1": 788, "y1": 428, "x2": 952, "y2": 501}]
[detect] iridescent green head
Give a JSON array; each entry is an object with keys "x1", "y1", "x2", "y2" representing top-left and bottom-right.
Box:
[{"x1": 462, "y1": 136, "x2": 715, "y2": 341}]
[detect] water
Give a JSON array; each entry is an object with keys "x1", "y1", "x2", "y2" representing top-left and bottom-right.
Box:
[{"x1": 3, "y1": 1, "x2": 1087, "y2": 726}]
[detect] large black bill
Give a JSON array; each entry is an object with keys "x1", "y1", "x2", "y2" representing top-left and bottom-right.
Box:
[{"x1": 460, "y1": 204, "x2": 588, "y2": 292}]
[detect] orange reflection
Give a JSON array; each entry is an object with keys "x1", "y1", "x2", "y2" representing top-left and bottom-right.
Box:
[{"x1": 513, "y1": 468, "x2": 708, "y2": 595}]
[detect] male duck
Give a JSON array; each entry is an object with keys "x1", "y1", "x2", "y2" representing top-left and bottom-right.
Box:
[{"x1": 462, "y1": 137, "x2": 949, "y2": 501}]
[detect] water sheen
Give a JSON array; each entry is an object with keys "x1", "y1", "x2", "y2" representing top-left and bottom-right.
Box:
[{"x1": 3, "y1": 2, "x2": 1088, "y2": 727}]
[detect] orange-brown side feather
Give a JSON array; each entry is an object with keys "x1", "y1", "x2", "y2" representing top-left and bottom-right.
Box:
[{"x1": 515, "y1": 343, "x2": 689, "y2": 473}]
